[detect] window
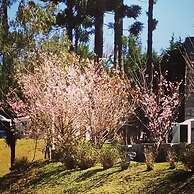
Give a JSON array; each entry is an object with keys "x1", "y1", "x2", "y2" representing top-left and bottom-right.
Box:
[
  {"x1": 180, "y1": 125, "x2": 188, "y2": 143},
  {"x1": 191, "y1": 121, "x2": 194, "y2": 143}
]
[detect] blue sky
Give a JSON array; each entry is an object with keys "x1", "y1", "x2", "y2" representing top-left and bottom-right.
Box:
[
  {"x1": 104, "y1": 0, "x2": 194, "y2": 54},
  {"x1": 9, "y1": 0, "x2": 194, "y2": 54}
]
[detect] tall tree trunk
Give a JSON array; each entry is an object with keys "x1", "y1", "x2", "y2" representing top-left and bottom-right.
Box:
[
  {"x1": 74, "y1": 28, "x2": 79, "y2": 52},
  {"x1": 94, "y1": 11, "x2": 104, "y2": 59},
  {"x1": 114, "y1": 0, "x2": 123, "y2": 72},
  {"x1": 146, "y1": 0, "x2": 154, "y2": 82},
  {"x1": 66, "y1": 0, "x2": 74, "y2": 42},
  {"x1": 1, "y1": 0, "x2": 10, "y2": 95},
  {"x1": 1, "y1": 0, "x2": 9, "y2": 71},
  {"x1": 1, "y1": 0, "x2": 8, "y2": 39}
]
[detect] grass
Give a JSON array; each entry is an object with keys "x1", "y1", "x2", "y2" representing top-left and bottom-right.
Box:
[
  {"x1": 0, "y1": 138, "x2": 45, "y2": 176},
  {"x1": 0, "y1": 139, "x2": 194, "y2": 194},
  {"x1": 0, "y1": 160, "x2": 193, "y2": 193}
]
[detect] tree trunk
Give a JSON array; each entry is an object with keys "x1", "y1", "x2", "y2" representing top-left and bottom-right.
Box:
[
  {"x1": 74, "y1": 28, "x2": 79, "y2": 52},
  {"x1": 1, "y1": 0, "x2": 9, "y2": 93},
  {"x1": 8, "y1": 131, "x2": 16, "y2": 170},
  {"x1": 10, "y1": 133, "x2": 16, "y2": 169},
  {"x1": 94, "y1": 11, "x2": 104, "y2": 59},
  {"x1": 114, "y1": 0, "x2": 123, "y2": 72},
  {"x1": 146, "y1": 0, "x2": 154, "y2": 82},
  {"x1": 1, "y1": 0, "x2": 8, "y2": 39},
  {"x1": 66, "y1": 0, "x2": 74, "y2": 42}
]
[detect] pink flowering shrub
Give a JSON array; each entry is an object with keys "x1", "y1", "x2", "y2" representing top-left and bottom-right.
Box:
[
  {"x1": 132, "y1": 71, "x2": 181, "y2": 148},
  {"x1": 7, "y1": 49, "x2": 132, "y2": 147}
]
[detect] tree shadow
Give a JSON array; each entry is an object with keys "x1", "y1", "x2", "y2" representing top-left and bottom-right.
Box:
[
  {"x1": 75, "y1": 167, "x2": 104, "y2": 182},
  {"x1": 142, "y1": 170, "x2": 194, "y2": 194},
  {"x1": 64, "y1": 166, "x2": 122, "y2": 193},
  {"x1": 0, "y1": 161, "x2": 72, "y2": 193}
]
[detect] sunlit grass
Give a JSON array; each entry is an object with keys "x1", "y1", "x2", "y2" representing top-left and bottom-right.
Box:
[
  {"x1": 0, "y1": 160, "x2": 193, "y2": 194},
  {"x1": 0, "y1": 139, "x2": 194, "y2": 193},
  {"x1": 0, "y1": 138, "x2": 45, "y2": 176}
]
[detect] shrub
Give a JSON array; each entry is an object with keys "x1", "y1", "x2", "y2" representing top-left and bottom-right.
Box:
[
  {"x1": 99, "y1": 144, "x2": 119, "y2": 169},
  {"x1": 172, "y1": 143, "x2": 186, "y2": 161},
  {"x1": 52, "y1": 147, "x2": 65, "y2": 162},
  {"x1": 13, "y1": 157, "x2": 30, "y2": 171},
  {"x1": 118, "y1": 145, "x2": 130, "y2": 170},
  {"x1": 57, "y1": 144, "x2": 77, "y2": 170},
  {"x1": 75, "y1": 140, "x2": 97, "y2": 170},
  {"x1": 166, "y1": 145, "x2": 177, "y2": 169},
  {"x1": 53, "y1": 141, "x2": 97, "y2": 170},
  {"x1": 181, "y1": 144, "x2": 194, "y2": 172},
  {"x1": 144, "y1": 144, "x2": 156, "y2": 171}
]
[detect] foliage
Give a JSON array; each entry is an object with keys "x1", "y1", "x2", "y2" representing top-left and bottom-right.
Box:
[
  {"x1": 181, "y1": 144, "x2": 194, "y2": 172},
  {"x1": 53, "y1": 140, "x2": 97, "y2": 170},
  {"x1": 16, "y1": 0, "x2": 56, "y2": 36},
  {"x1": 76, "y1": 44, "x2": 94, "y2": 59},
  {"x1": 123, "y1": 35, "x2": 145, "y2": 74},
  {"x1": 59, "y1": 144, "x2": 77, "y2": 169},
  {"x1": 99, "y1": 144, "x2": 119, "y2": 169},
  {"x1": 55, "y1": 0, "x2": 94, "y2": 47},
  {"x1": 0, "y1": 0, "x2": 57, "y2": 101},
  {"x1": 161, "y1": 37, "x2": 185, "y2": 83},
  {"x1": 75, "y1": 140, "x2": 97, "y2": 170}
]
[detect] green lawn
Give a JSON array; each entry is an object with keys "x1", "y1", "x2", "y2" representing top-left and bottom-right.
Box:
[
  {"x1": 0, "y1": 139, "x2": 194, "y2": 194},
  {"x1": 0, "y1": 161, "x2": 194, "y2": 194},
  {"x1": 0, "y1": 138, "x2": 45, "y2": 176}
]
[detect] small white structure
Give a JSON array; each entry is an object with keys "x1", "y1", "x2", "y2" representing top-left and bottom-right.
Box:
[{"x1": 170, "y1": 119, "x2": 194, "y2": 143}]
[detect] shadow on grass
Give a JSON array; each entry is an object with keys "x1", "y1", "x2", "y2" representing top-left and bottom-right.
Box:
[
  {"x1": 0, "y1": 161, "x2": 40, "y2": 191},
  {"x1": 0, "y1": 161, "x2": 69, "y2": 193},
  {"x1": 142, "y1": 170, "x2": 194, "y2": 194},
  {"x1": 64, "y1": 166, "x2": 122, "y2": 193},
  {"x1": 75, "y1": 167, "x2": 104, "y2": 182}
]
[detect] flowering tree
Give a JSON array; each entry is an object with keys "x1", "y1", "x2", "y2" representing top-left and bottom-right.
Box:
[
  {"x1": 66, "y1": 63, "x2": 132, "y2": 146},
  {"x1": 131, "y1": 70, "x2": 181, "y2": 148},
  {"x1": 7, "y1": 49, "x2": 133, "y2": 148}
]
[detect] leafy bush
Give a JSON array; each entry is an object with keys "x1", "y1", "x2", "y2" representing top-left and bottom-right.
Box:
[
  {"x1": 144, "y1": 144, "x2": 156, "y2": 171},
  {"x1": 75, "y1": 140, "x2": 97, "y2": 170},
  {"x1": 53, "y1": 141, "x2": 97, "y2": 170},
  {"x1": 55, "y1": 145, "x2": 77, "y2": 170},
  {"x1": 181, "y1": 144, "x2": 194, "y2": 172},
  {"x1": 99, "y1": 144, "x2": 119, "y2": 169}
]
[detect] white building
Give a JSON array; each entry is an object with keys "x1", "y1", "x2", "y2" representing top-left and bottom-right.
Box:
[{"x1": 170, "y1": 119, "x2": 194, "y2": 143}]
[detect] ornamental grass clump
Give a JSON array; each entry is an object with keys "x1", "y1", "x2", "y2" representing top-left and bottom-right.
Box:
[
  {"x1": 59, "y1": 144, "x2": 77, "y2": 170},
  {"x1": 99, "y1": 144, "x2": 119, "y2": 170},
  {"x1": 144, "y1": 144, "x2": 156, "y2": 171},
  {"x1": 75, "y1": 140, "x2": 97, "y2": 170},
  {"x1": 166, "y1": 145, "x2": 177, "y2": 169}
]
